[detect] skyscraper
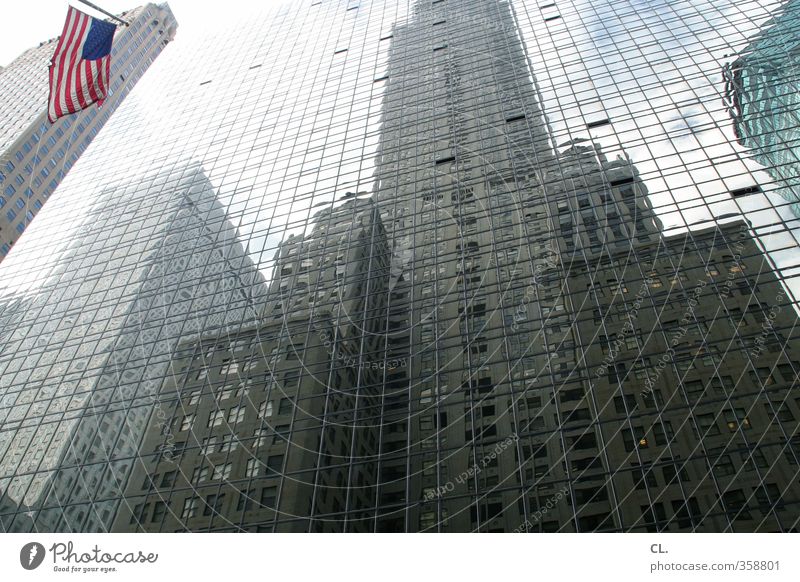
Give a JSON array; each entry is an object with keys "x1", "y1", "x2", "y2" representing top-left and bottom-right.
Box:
[
  {"x1": 0, "y1": 3, "x2": 177, "y2": 261},
  {"x1": 114, "y1": 198, "x2": 391, "y2": 532},
  {"x1": 1, "y1": 0, "x2": 799, "y2": 533},
  {"x1": 725, "y1": 0, "x2": 800, "y2": 217},
  {"x1": 365, "y1": 0, "x2": 800, "y2": 532},
  {"x1": 0, "y1": 163, "x2": 268, "y2": 532}
]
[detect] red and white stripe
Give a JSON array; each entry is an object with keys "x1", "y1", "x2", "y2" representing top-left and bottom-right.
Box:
[{"x1": 47, "y1": 7, "x2": 111, "y2": 123}]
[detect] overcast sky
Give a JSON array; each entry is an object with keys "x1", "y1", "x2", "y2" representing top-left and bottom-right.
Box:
[{"x1": 0, "y1": 0, "x2": 287, "y2": 67}]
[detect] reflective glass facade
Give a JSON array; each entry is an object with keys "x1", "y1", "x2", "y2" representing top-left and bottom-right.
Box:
[
  {"x1": 0, "y1": 4, "x2": 177, "y2": 260},
  {"x1": 726, "y1": 0, "x2": 800, "y2": 217},
  {"x1": 1, "y1": 0, "x2": 800, "y2": 533}
]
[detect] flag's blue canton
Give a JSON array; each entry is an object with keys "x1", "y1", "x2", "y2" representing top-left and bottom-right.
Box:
[{"x1": 81, "y1": 18, "x2": 115, "y2": 61}]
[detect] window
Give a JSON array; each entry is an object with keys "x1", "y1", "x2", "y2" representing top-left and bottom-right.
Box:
[
  {"x1": 192, "y1": 466, "x2": 209, "y2": 483},
  {"x1": 240, "y1": 358, "x2": 258, "y2": 373},
  {"x1": 282, "y1": 371, "x2": 299, "y2": 388},
  {"x1": 768, "y1": 403, "x2": 796, "y2": 423},
  {"x1": 141, "y1": 473, "x2": 157, "y2": 491},
  {"x1": 253, "y1": 428, "x2": 269, "y2": 449},
  {"x1": 696, "y1": 413, "x2": 720, "y2": 436},
  {"x1": 724, "y1": 408, "x2": 751, "y2": 431},
  {"x1": 181, "y1": 498, "x2": 198, "y2": 519},
  {"x1": 745, "y1": 448, "x2": 769, "y2": 471},
  {"x1": 152, "y1": 501, "x2": 167, "y2": 523},
  {"x1": 749, "y1": 367, "x2": 775, "y2": 386},
  {"x1": 755, "y1": 484, "x2": 781, "y2": 509},
  {"x1": 568, "y1": 432, "x2": 597, "y2": 450},
  {"x1": 212, "y1": 463, "x2": 232, "y2": 481},
  {"x1": 684, "y1": 380, "x2": 704, "y2": 401},
  {"x1": 168, "y1": 441, "x2": 186, "y2": 461},
  {"x1": 160, "y1": 470, "x2": 177, "y2": 488},
  {"x1": 278, "y1": 398, "x2": 294, "y2": 415},
  {"x1": 129, "y1": 502, "x2": 150, "y2": 525},
  {"x1": 672, "y1": 498, "x2": 701, "y2": 529},
  {"x1": 661, "y1": 463, "x2": 688, "y2": 483},
  {"x1": 235, "y1": 381, "x2": 251, "y2": 400},
  {"x1": 220, "y1": 359, "x2": 238, "y2": 375},
  {"x1": 273, "y1": 424, "x2": 289, "y2": 445},
  {"x1": 201, "y1": 436, "x2": 218, "y2": 456},
  {"x1": 614, "y1": 394, "x2": 636, "y2": 414},
  {"x1": 260, "y1": 486, "x2": 277, "y2": 508},
  {"x1": 722, "y1": 489, "x2": 751, "y2": 519},
  {"x1": 608, "y1": 363, "x2": 626, "y2": 383},
  {"x1": 246, "y1": 458, "x2": 259, "y2": 477},
  {"x1": 642, "y1": 388, "x2": 661, "y2": 408},
  {"x1": 713, "y1": 454, "x2": 736, "y2": 477},
  {"x1": 420, "y1": 511, "x2": 437, "y2": 529},
  {"x1": 266, "y1": 455, "x2": 284, "y2": 475},
  {"x1": 652, "y1": 421, "x2": 673, "y2": 446},
  {"x1": 259, "y1": 400, "x2": 273, "y2": 418},
  {"x1": 180, "y1": 414, "x2": 194, "y2": 431},
  {"x1": 208, "y1": 410, "x2": 224, "y2": 428},
  {"x1": 237, "y1": 489, "x2": 255, "y2": 512},
  {"x1": 203, "y1": 493, "x2": 225, "y2": 516},
  {"x1": 218, "y1": 434, "x2": 239, "y2": 453},
  {"x1": 228, "y1": 406, "x2": 245, "y2": 424},
  {"x1": 778, "y1": 363, "x2": 797, "y2": 382},
  {"x1": 621, "y1": 428, "x2": 646, "y2": 452},
  {"x1": 632, "y1": 465, "x2": 657, "y2": 489}
]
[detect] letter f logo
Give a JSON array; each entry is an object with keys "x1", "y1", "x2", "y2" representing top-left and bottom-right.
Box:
[{"x1": 20, "y1": 542, "x2": 45, "y2": 570}]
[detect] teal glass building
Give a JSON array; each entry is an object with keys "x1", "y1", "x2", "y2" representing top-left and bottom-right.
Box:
[{"x1": 726, "y1": 0, "x2": 800, "y2": 217}]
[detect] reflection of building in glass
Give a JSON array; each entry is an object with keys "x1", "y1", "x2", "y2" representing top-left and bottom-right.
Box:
[
  {"x1": 115, "y1": 0, "x2": 800, "y2": 533},
  {"x1": 2, "y1": 0, "x2": 800, "y2": 534},
  {"x1": 369, "y1": 0, "x2": 800, "y2": 532},
  {"x1": 568, "y1": 218, "x2": 800, "y2": 533},
  {"x1": 725, "y1": 0, "x2": 800, "y2": 216},
  {"x1": 0, "y1": 3, "x2": 177, "y2": 261},
  {"x1": 0, "y1": 165, "x2": 267, "y2": 532},
  {"x1": 115, "y1": 199, "x2": 391, "y2": 531}
]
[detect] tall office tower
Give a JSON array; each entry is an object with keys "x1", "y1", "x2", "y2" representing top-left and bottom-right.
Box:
[
  {"x1": 111, "y1": 0, "x2": 800, "y2": 533},
  {"x1": 2, "y1": 0, "x2": 800, "y2": 534},
  {"x1": 725, "y1": 0, "x2": 800, "y2": 217},
  {"x1": 0, "y1": 164, "x2": 268, "y2": 532},
  {"x1": 0, "y1": 3, "x2": 177, "y2": 261},
  {"x1": 115, "y1": 198, "x2": 392, "y2": 532},
  {"x1": 367, "y1": 0, "x2": 800, "y2": 532}
]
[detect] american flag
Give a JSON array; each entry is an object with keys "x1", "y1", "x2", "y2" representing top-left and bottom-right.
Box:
[{"x1": 47, "y1": 6, "x2": 116, "y2": 123}]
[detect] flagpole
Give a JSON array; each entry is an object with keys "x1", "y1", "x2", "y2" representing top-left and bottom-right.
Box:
[{"x1": 74, "y1": 0, "x2": 130, "y2": 27}]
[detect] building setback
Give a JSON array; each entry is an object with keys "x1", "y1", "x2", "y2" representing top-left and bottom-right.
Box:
[{"x1": 0, "y1": 3, "x2": 177, "y2": 261}]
